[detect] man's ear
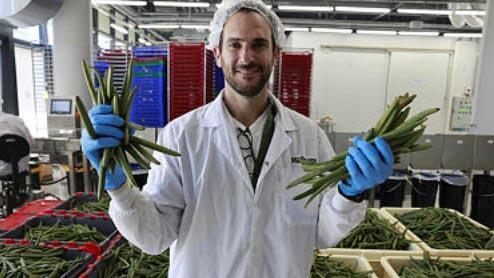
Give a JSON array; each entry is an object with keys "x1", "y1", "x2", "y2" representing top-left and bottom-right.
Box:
[
  {"x1": 272, "y1": 46, "x2": 281, "y2": 64},
  {"x1": 212, "y1": 47, "x2": 222, "y2": 68}
]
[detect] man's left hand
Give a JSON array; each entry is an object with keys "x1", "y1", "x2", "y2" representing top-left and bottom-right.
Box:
[{"x1": 338, "y1": 136, "x2": 394, "y2": 197}]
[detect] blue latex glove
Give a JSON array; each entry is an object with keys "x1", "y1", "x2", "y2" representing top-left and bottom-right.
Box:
[
  {"x1": 81, "y1": 105, "x2": 126, "y2": 190},
  {"x1": 338, "y1": 136, "x2": 394, "y2": 197}
]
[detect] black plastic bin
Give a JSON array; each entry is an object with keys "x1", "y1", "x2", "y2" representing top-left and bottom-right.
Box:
[
  {"x1": 411, "y1": 172, "x2": 439, "y2": 208},
  {"x1": 439, "y1": 173, "x2": 468, "y2": 212},
  {"x1": 377, "y1": 171, "x2": 406, "y2": 207},
  {"x1": 470, "y1": 174, "x2": 494, "y2": 229}
]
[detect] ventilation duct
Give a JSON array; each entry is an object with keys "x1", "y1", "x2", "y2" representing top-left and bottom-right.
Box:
[{"x1": 0, "y1": 0, "x2": 65, "y2": 28}]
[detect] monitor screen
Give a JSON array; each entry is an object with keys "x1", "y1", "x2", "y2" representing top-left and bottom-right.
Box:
[{"x1": 50, "y1": 99, "x2": 72, "y2": 115}]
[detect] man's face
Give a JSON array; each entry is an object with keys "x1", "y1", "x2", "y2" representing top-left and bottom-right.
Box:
[{"x1": 214, "y1": 10, "x2": 279, "y2": 97}]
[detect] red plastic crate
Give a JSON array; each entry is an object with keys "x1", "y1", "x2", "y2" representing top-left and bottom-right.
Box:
[
  {"x1": 169, "y1": 42, "x2": 207, "y2": 120},
  {"x1": 14, "y1": 199, "x2": 63, "y2": 216},
  {"x1": 277, "y1": 50, "x2": 313, "y2": 117},
  {"x1": 0, "y1": 214, "x2": 33, "y2": 232}
]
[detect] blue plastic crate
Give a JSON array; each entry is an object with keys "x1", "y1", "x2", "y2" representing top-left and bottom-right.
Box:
[
  {"x1": 129, "y1": 75, "x2": 167, "y2": 128},
  {"x1": 132, "y1": 46, "x2": 168, "y2": 57},
  {"x1": 93, "y1": 61, "x2": 109, "y2": 88},
  {"x1": 215, "y1": 64, "x2": 225, "y2": 94}
]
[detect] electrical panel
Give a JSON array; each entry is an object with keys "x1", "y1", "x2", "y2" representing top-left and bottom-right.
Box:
[{"x1": 450, "y1": 96, "x2": 472, "y2": 131}]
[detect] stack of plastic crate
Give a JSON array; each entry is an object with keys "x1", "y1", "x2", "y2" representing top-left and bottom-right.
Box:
[
  {"x1": 130, "y1": 56, "x2": 167, "y2": 127},
  {"x1": 206, "y1": 49, "x2": 215, "y2": 103},
  {"x1": 277, "y1": 50, "x2": 313, "y2": 117},
  {"x1": 169, "y1": 42, "x2": 206, "y2": 120},
  {"x1": 95, "y1": 49, "x2": 130, "y2": 93}
]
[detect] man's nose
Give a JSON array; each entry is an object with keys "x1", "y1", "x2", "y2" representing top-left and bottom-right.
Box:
[{"x1": 238, "y1": 46, "x2": 254, "y2": 64}]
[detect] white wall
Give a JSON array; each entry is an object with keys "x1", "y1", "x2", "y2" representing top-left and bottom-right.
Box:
[
  {"x1": 14, "y1": 46, "x2": 36, "y2": 134},
  {"x1": 52, "y1": 0, "x2": 92, "y2": 105},
  {"x1": 286, "y1": 32, "x2": 480, "y2": 134},
  {"x1": 471, "y1": 0, "x2": 494, "y2": 135}
]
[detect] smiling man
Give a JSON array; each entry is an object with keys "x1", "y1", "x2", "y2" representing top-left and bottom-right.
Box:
[{"x1": 80, "y1": 0, "x2": 394, "y2": 277}]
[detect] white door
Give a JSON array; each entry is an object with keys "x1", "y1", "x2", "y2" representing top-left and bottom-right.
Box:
[
  {"x1": 386, "y1": 51, "x2": 451, "y2": 134},
  {"x1": 311, "y1": 48, "x2": 390, "y2": 132}
]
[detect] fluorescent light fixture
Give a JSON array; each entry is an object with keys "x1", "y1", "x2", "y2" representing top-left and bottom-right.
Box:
[
  {"x1": 92, "y1": 0, "x2": 146, "y2": 6},
  {"x1": 110, "y1": 23, "x2": 128, "y2": 34},
  {"x1": 138, "y1": 38, "x2": 148, "y2": 44},
  {"x1": 397, "y1": 9, "x2": 452, "y2": 15},
  {"x1": 455, "y1": 10, "x2": 486, "y2": 16},
  {"x1": 357, "y1": 29, "x2": 397, "y2": 35},
  {"x1": 138, "y1": 24, "x2": 180, "y2": 29},
  {"x1": 285, "y1": 27, "x2": 310, "y2": 32},
  {"x1": 398, "y1": 31, "x2": 439, "y2": 36},
  {"x1": 216, "y1": 3, "x2": 271, "y2": 9},
  {"x1": 311, "y1": 28, "x2": 352, "y2": 34},
  {"x1": 444, "y1": 33, "x2": 482, "y2": 38},
  {"x1": 335, "y1": 6, "x2": 390, "y2": 13},
  {"x1": 154, "y1": 1, "x2": 210, "y2": 8},
  {"x1": 181, "y1": 24, "x2": 210, "y2": 30},
  {"x1": 278, "y1": 5, "x2": 334, "y2": 12}
]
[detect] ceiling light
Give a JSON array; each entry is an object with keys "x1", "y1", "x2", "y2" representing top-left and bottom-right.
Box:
[
  {"x1": 181, "y1": 24, "x2": 210, "y2": 30},
  {"x1": 215, "y1": 4, "x2": 271, "y2": 9},
  {"x1": 357, "y1": 29, "x2": 397, "y2": 35},
  {"x1": 455, "y1": 10, "x2": 486, "y2": 16},
  {"x1": 138, "y1": 24, "x2": 180, "y2": 29},
  {"x1": 311, "y1": 28, "x2": 353, "y2": 34},
  {"x1": 285, "y1": 27, "x2": 310, "y2": 32},
  {"x1": 92, "y1": 0, "x2": 146, "y2": 6},
  {"x1": 278, "y1": 5, "x2": 334, "y2": 12},
  {"x1": 153, "y1": 1, "x2": 210, "y2": 8},
  {"x1": 110, "y1": 23, "x2": 128, "y2": 34},
  {"x1": 398, "y1": 31, "x2": 439, "y2": 36},
  {"x1": 443, "y1": 33, "x2": 482, "y2": 38},
  {"x1": 397, "y1": 9, "x2": 452, "y2": 15},
  {"x1": 335, "y1": 7, "x2": 390, "y2": 13}
]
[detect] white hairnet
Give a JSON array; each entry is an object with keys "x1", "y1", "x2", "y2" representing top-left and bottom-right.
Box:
[{"x1": 207, "y1": 0, "x2": 285, "y2": 49}]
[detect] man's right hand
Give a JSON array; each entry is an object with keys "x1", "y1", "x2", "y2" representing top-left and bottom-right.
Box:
[{"x1": 81, "y1": 105, "x2": 126, "y2": 191}]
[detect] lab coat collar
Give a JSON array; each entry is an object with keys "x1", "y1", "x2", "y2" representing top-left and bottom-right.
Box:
[
  {"x1": 201, "y1": 90, "x2": 298, "y2": 132},
  {"x1": 203, "y1": 89, "x2": 297, "y2": 196}
]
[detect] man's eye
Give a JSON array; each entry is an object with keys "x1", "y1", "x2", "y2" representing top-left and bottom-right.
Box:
[
  {"x1": 253, "y1": 42, "x2": 267, "y2": 48},
  {"x1": 229, "y1": 43, "x2": 241, "y2": 48}
]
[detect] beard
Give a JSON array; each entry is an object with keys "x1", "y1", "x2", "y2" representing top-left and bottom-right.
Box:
[{"x1": 223, "y1": 61, "x2": 273, "y2": 97}]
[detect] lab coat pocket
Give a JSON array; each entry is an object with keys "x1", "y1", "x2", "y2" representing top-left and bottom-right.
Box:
[{"x1": 282, "y1": 163, "x2": 317, "y2": 225}]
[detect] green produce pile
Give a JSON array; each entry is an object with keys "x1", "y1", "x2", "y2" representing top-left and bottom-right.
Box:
[
  {"x1": 0, "y1": 245, "x2": 85, "y2": 277},
  {"x1": 101, "y1": 243, "x2": 169, "y2": 277},
  {"x1": 288, "y1": 93, "x2": 439, "y2": 206},
  {"x1": 336, "y1": 210, "x2": 411, "y2": 250},
  {"x1": 72, "y1": 196, "x2": 110, "y2": 213},
  {"x1": 78, "y1": 60, "x2": 180, "y2": 199},
  {"x1": 25, "y1": 222, "x2": 107, "y2": 244},
  {"x1": 309, "y1": 254, "x2": 373, "y2": 277},
  {"x1": 395, "y1": 208, "x2": 494, "y2": 249},
  {"x1": 398, "y1": 256, "x2": 494, "y2": 277}
]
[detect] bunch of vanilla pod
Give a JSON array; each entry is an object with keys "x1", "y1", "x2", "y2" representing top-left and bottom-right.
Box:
[
  {"x1": 76, "y1": 60, "x2": 180, "y2": 199},
  {"x1": 288, "y1": 93, "x2": 439, "y2": 207}
]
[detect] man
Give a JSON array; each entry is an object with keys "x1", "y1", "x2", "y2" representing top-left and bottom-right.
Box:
[
  {"x1": 0, "y1": 97, "x2": 33, "y2": 177},
  {"x1": 81, "y1": 0, "x2": 394, "y2": 277}
]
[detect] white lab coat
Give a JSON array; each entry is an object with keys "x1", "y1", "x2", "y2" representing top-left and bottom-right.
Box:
[
  {"x1": 0, "y1": 112, "x2": 33, "y2": 176},
  {"x1": 108, "y1": 92, "x2": 366, "y2": 278}
]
